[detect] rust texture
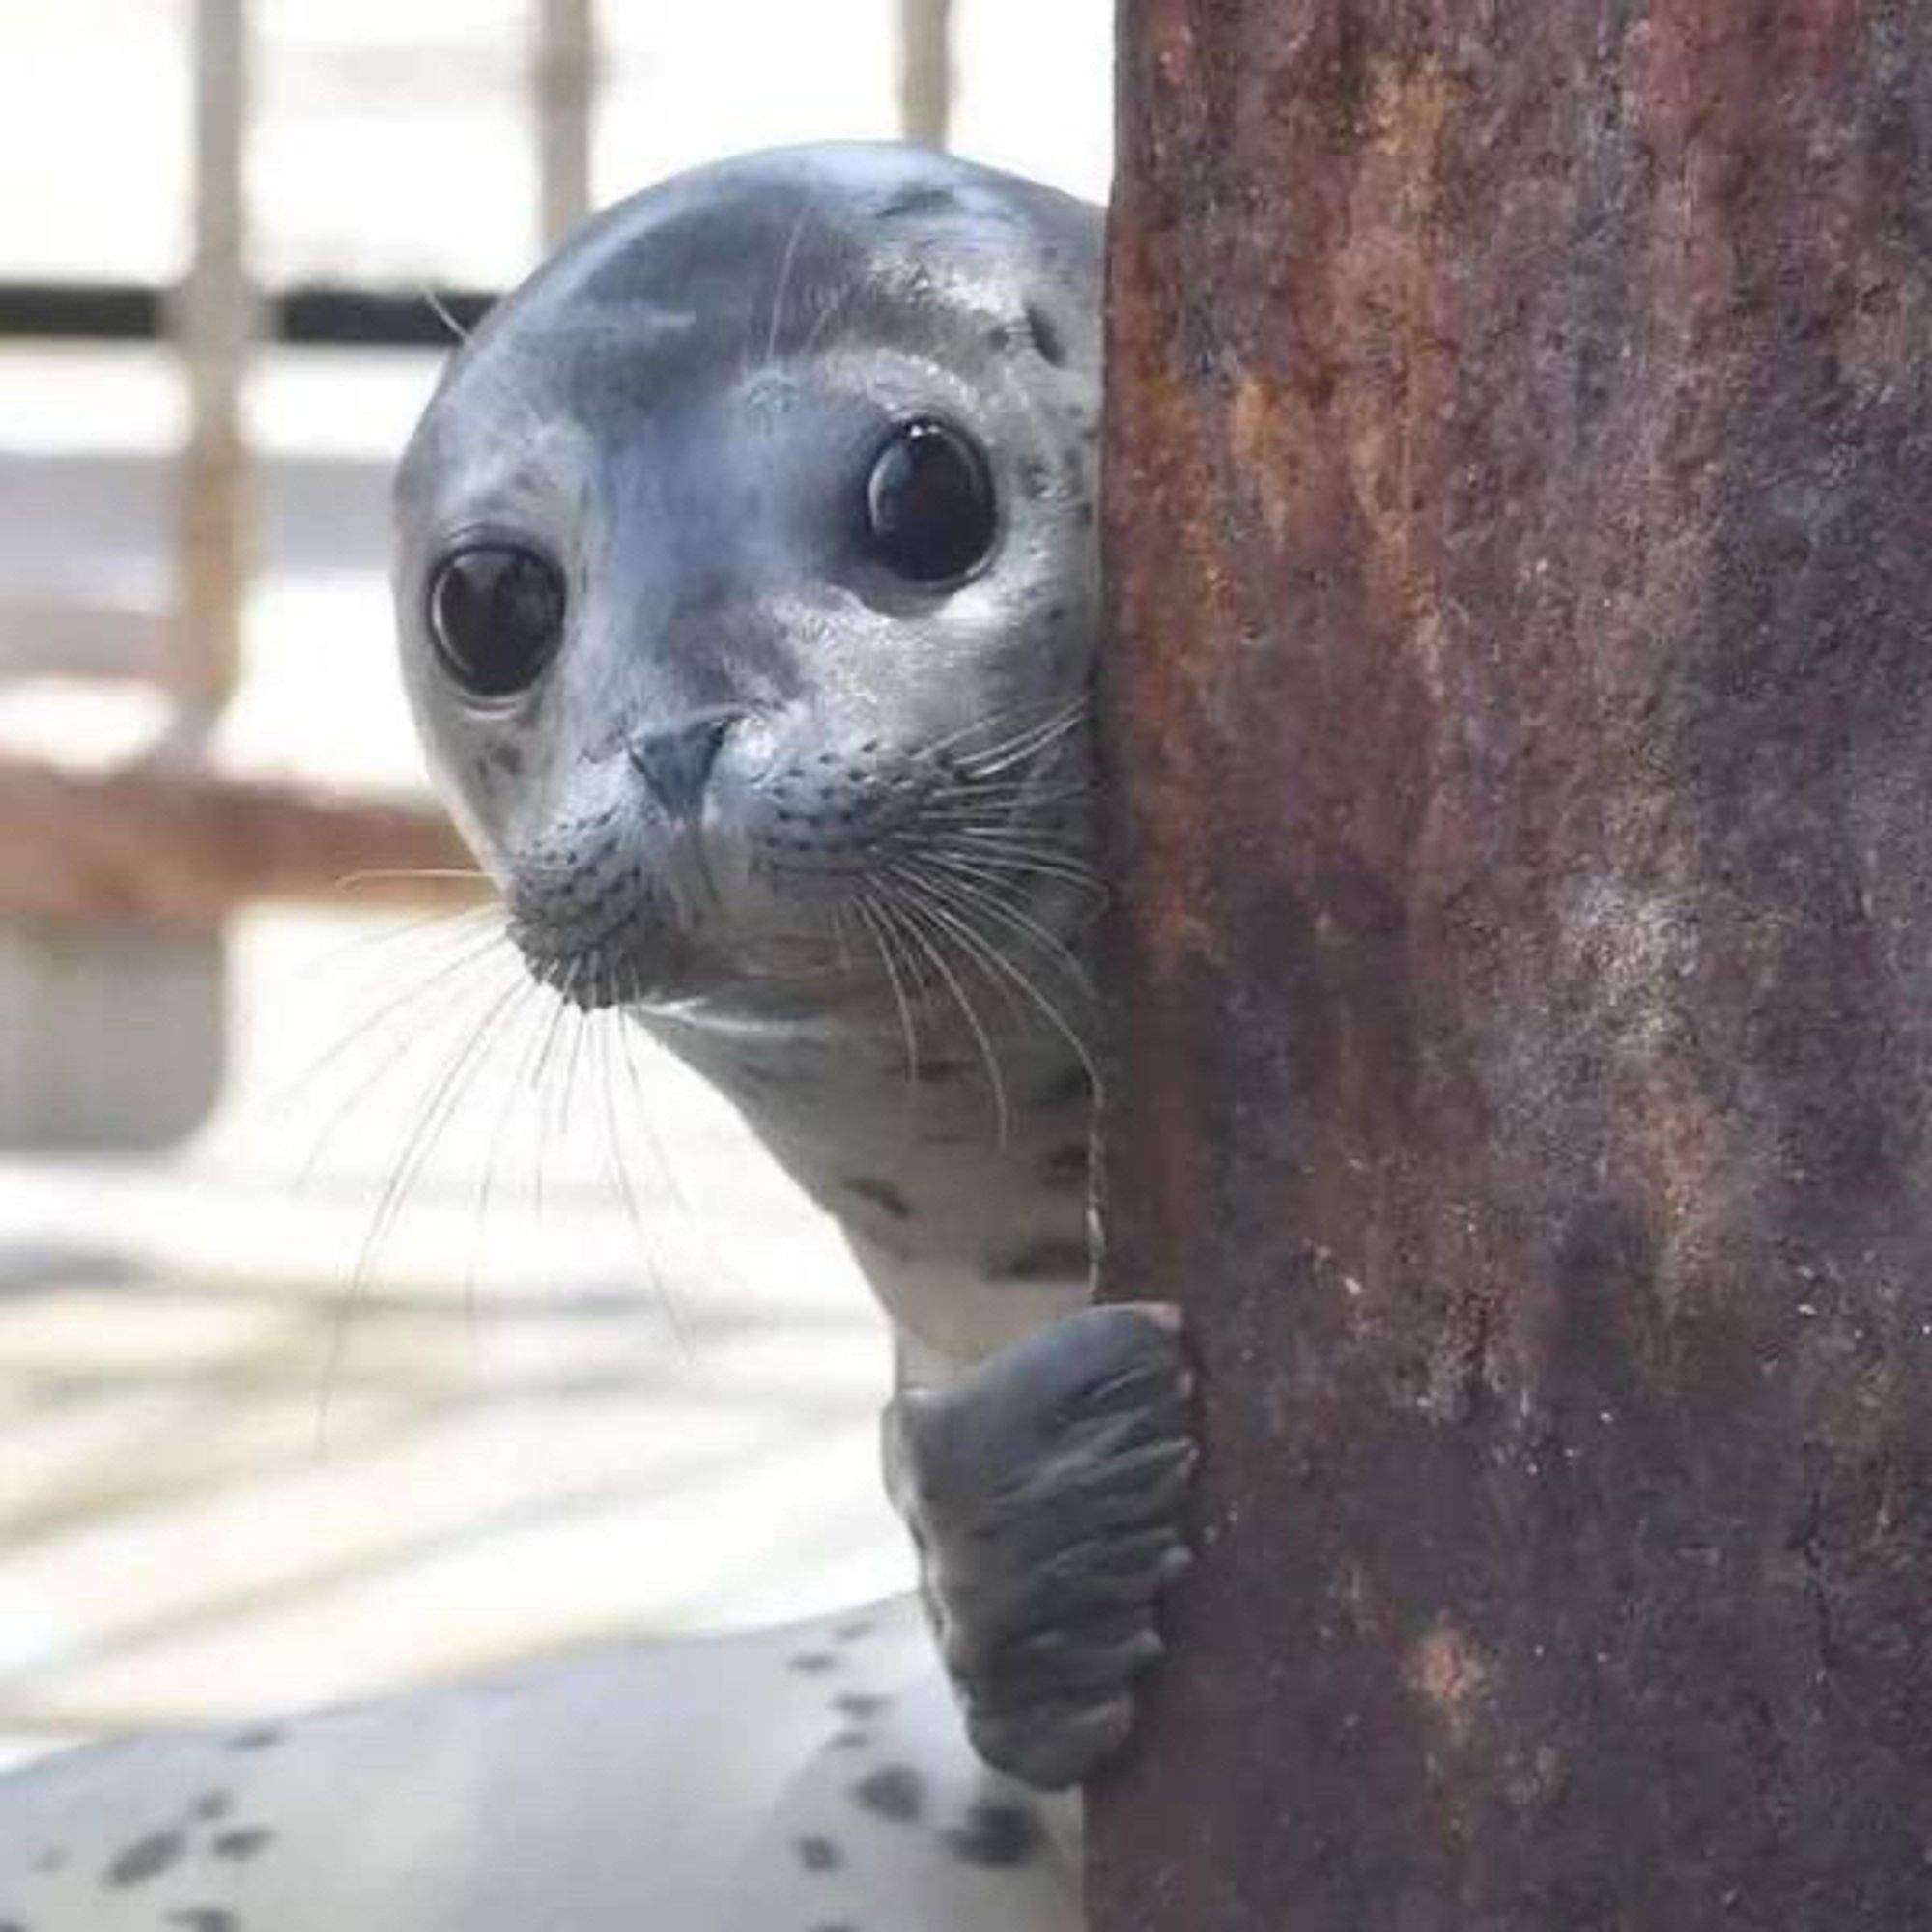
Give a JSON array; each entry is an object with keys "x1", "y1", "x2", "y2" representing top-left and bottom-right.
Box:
[{"x1": 1094, "y1": 2, "x2": 1932, "y2": 1924}]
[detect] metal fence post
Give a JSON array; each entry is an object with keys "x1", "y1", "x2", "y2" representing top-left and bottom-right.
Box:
[
  {"x1": 1094, "y1": 3, "x2": 1932, "y2": 1923},
  {"x1": 534, "y1": 0, "x2": 597, "y2": 249},
  {"x1": 170, "y1": 0, "x2": 255, "y2": 735}
]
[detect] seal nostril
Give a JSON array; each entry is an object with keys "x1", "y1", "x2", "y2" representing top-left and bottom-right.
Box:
[{"x1": 627, "y1": 708, "x2": 739, "y2": 815}]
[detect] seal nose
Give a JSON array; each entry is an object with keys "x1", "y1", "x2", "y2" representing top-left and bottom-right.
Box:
[{"x1": 627, "y1": 708, "x2": 737, "y2": 815}]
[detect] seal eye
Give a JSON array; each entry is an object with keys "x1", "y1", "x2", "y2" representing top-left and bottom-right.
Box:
[
  {"x1": 863, "y1": 418, "x2": 997, "y2": 583},
  {"x1": 426, "y1": 542, "x2": 565, "y2": 698}
]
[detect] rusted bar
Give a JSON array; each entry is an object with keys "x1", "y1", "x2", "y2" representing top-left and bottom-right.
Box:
[
  {"x1": 1094, "y1": 3, "x2": 1932, "y2": 1925},
  {"x1": 534, "y1": 0, "x2": 598, "y2": 249},
  {"x1": 896, "y1": 0, "x2": 952, "y2": 149},
  {"x1": 0, "y1": 757, "x2": 479, "y2": 926},
  {"x1": 169, "y1": 0, "x2": 256, "y2": 729}
]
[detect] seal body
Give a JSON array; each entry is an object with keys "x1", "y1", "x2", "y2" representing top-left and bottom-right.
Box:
[
  {"x1": 0, "y1": 1600, "x2": 1078, "y2": 1931},
  {"x1": 395, "y1": 142, "x2": 1193, "y2": 1793}
]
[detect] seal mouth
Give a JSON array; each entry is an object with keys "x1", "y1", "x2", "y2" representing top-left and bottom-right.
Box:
[
  {"x1": 511, "y1": 921, "x2": 701, "y2": 1011},
  {"x1": 504, "y1": 858, "x2": 703, "y2": 1010}
]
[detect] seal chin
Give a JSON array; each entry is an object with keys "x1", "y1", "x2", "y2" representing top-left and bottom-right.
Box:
[{"x1": 511, "y1": 923, "x2": 705, "y2": 1012}]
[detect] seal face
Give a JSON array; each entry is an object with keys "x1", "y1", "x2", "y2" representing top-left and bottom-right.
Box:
[
  {"x1": 394, "y1": 143, "x2": 1103, "y2": 1027},
  {"x1": 392, "y1": 146, "x2": 1196, "y2": 1802}
]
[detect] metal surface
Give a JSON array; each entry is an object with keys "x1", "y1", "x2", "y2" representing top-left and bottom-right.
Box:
[{"x1": 1094, "y1": 2, "x2": 1932, "y2": 1923}]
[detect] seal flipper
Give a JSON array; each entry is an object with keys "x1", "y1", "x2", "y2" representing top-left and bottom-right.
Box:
[{"x1": 883, "y1": 1303, "x2": 1194, "y2": 1789}]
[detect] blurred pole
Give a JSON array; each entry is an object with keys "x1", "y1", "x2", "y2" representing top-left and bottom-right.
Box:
[
  {"x1": 169, "y1": 0, "x2": 256, "y2": 737},
  {"x1": 534, "y1": 0, "x2": 597, "y2": 250},
  {"x1": 1094, "y1": 2, "x2": 1932, "y2": 1923},
  {"x1": 896, "y1": 0, "x2": 952, "y2": 149}
]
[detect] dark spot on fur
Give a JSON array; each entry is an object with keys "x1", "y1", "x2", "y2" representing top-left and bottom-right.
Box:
[
  {"x1": 31, "y1": 1848, "x2": 64, "y2": 1874},
  {"x1": 1041, "y1": 1141, "x2": 1090, "y2": 1190},
  {"x1": 807, "y1": 1924, "x2": 859, "y2": 1932},
  {"x1": 193, "y1": 1792, "x2": 233, "y2": 1823},
  {"x1": 225, "y1": 1725, "x2": 282, "y2": 1752},
  {"x1": 1037, "y1": 1065, "x2": 1092, "y2": 1109},
  {"x1": 795, "y1": 1834, "x2": 842, "y2": 1873},
  {"x1": 832, "y1": 1690, "x2": 889, "y2": 1719},
  {"x1": 1025, "y1": 303, "x2": 1067, "y2": 366},
  {"x1": 986, "y1": 323, "x2": 1013, "y2": 352},
  {"x1": 105, "y1": 1830, "x2": 185, "y2": 1887},
  {"x1": 789, "y1": 1651, "x2": 838, "y2": 1674},
  {"x1": 166, "y1": 1913, "x2": 237, "y2": 1932},
  {"x1": 833, "y1": 1617, "x2": 874, "y2": 1643},
  {"x1": 212, "y1": 1826, "x2": 275, "y2": 1862},
  {"x1": 829, "y1": 1727, "x2": 870, "y2": 1750},
  {"x1": 841, "y1": 1177, "x2": 910, "y2": 1220},
  {"x1": 882, "y1": 185, "x2": 958, "y2": 218},
  {"x1": 851, "y1": 1763, "x2": 924, "y2": 1823},
  {"x1": 1018, "y1": 459, "x2": 1050, "y2": 499},
  {"x1": 488, "y1": 742, "x2": 524, "y2": 777},
  {"x1": 946, "y1": 1800, "x2": 1047, "y2": 1868},
  {"x1": 990, "y1": 1236, "x2": 1090, "y2": 1282},
  {"x1": 905, "y1": 1056, "x2": 970, "y2": 1085}
]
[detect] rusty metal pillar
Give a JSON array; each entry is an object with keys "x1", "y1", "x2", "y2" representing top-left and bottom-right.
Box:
[{"x1": 1094, "y1": 3, "x2": 1932, "y2": 1925}]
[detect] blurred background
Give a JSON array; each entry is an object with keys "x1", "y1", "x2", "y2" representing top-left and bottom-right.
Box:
[{"x1": 0, "y1": 0, "x2": 1110, "y2": 1770}]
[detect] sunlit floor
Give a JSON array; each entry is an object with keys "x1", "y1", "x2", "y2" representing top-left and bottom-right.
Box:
[{"x1": 0, "y1": 911, "x2": 915, "y2": 1773}]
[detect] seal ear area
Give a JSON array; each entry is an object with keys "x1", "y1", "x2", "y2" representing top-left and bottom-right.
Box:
[{"x1": 424, "y1": 537, "x2": 568, "y2": 700}]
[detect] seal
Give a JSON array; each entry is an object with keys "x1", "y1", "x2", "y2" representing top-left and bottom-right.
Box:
[
  {"x1": 392, "y1": 142, "x2": 1194, "y2": 1791},
  {"x1": 0, "y1": 1599, "x2": 1081, "y2": 1931}
]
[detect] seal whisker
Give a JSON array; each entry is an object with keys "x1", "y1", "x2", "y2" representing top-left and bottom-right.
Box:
[
  {"x1": 466, "y1": 978, "x2": 555, "y2": 1311},
  {"x1": 288, "y1": 922, "x2": 514, "y2": 1184},
  {"x1": 875, "y1": 886, "x2": 1011, "y2": 1147},
  {"x1": 353, "y1": 967, "x2": 532, "y2": 1287},
  {"x1": 757, "y1": 190, "x2": 817, "y2": 375},
  {"x1": 921, "y1": 827, "x2": 1103, "y2": 884},
  {"x1": 924, "y1": 844, "x2": 1107, "y2": 899},
  {"x1": 592, "y1": 1012, "x2": 689, "y2": 1353},
  {"x1": 922, "y1": 695, "x2": 1084, "y2": 765},
  {"x1": 615, "y1": 1016, "x2": 696, "y2": 1219},
  {"x1": 900, "y1": 855, "x2": 1099, "y2": 993},
  {"x1": 792, "y1": 270, "x2": 861, "y2": 362},
  {"x1": 954, "y1": 703, "x2": 1089, "y2": 781},
  {"x1": 331, "y1": 867, "x2": 493, "y2": 890},
  {"x1": 415, "y1": 280, "x2": 471, "y2": 346},
  {"x1": 320, "y1": 962, "x2": 532, "y2": 1443},
  {"x1": 887, "y1": 866, "x2": 1102, "y2": 1098},
  {"x1": 854, "y1": 891, "x2": 925, "y2": 1093},
  {"x1": 526, "y1": 958, "x2": 582, "y2": 1226}
]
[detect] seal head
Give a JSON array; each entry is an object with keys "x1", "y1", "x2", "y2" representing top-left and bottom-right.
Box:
[{"x1": 394, "y1": 143, "x2": 1101, "y2": 1020}]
